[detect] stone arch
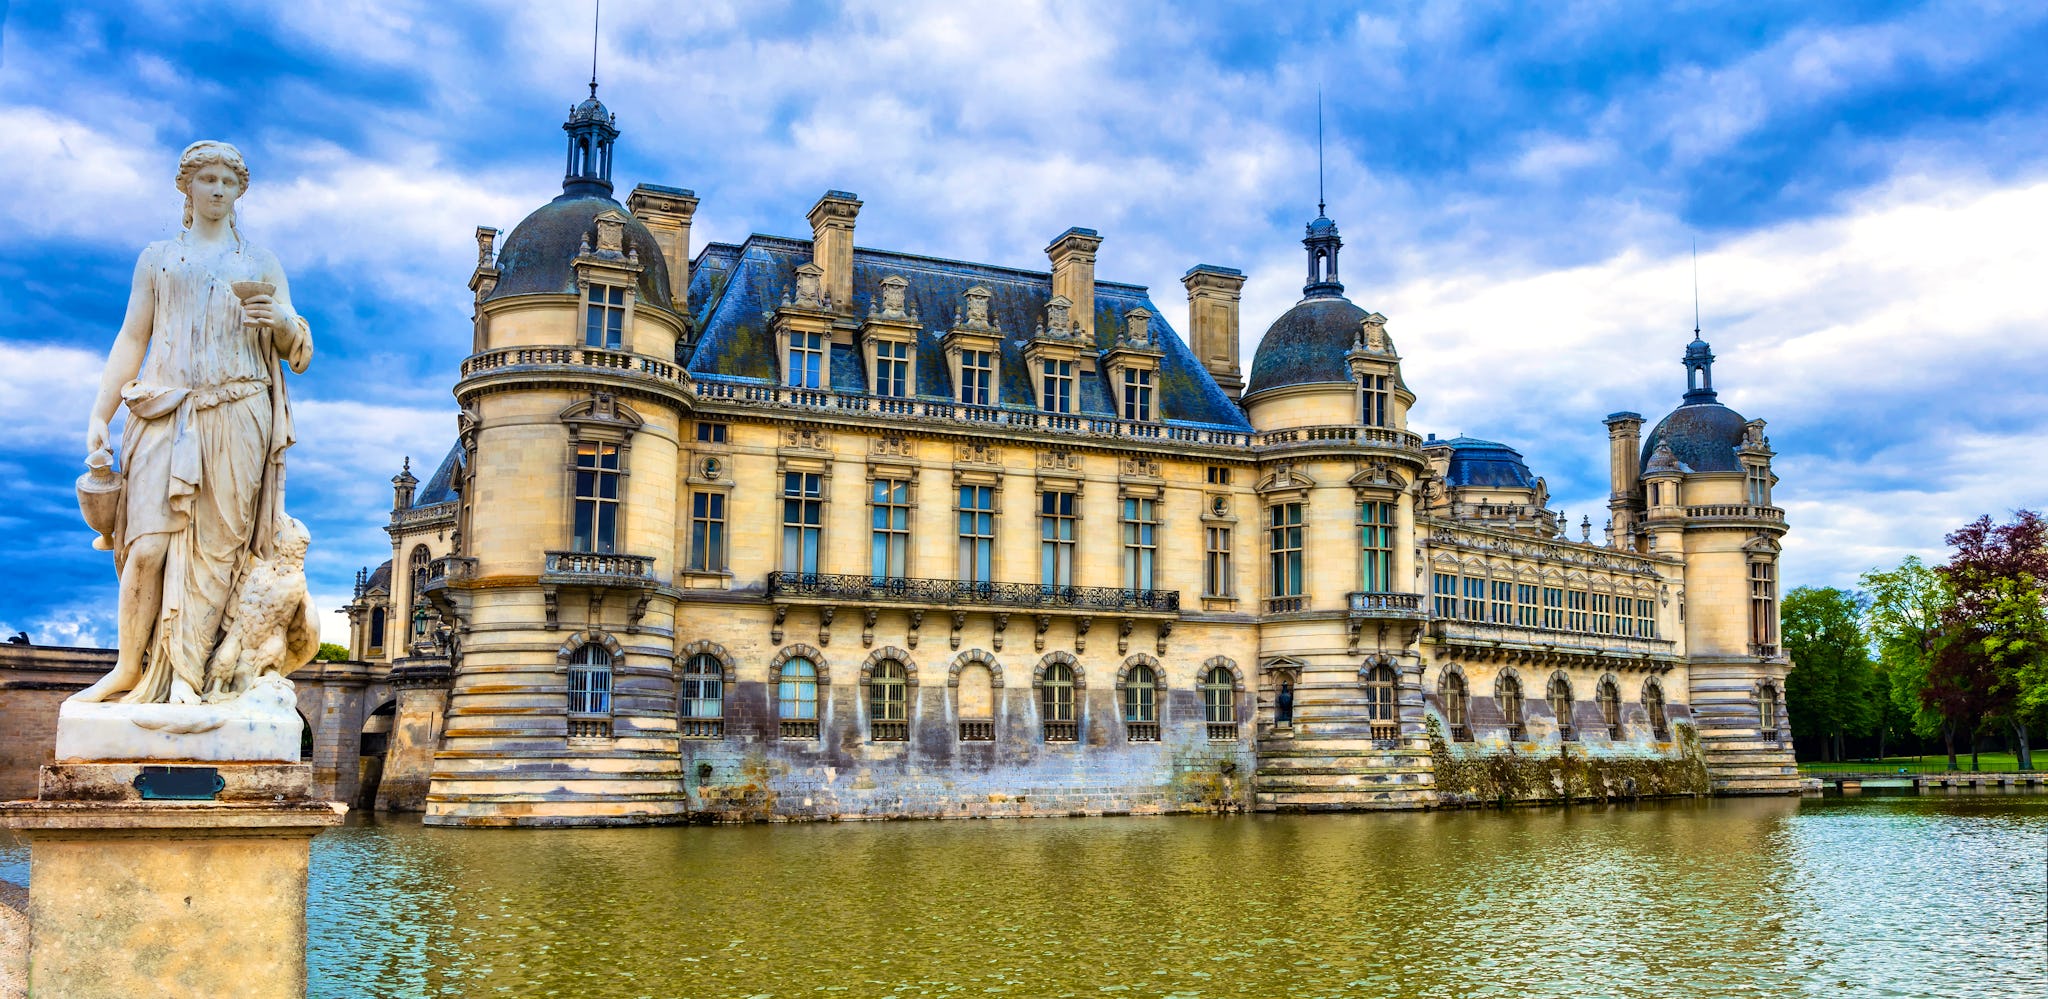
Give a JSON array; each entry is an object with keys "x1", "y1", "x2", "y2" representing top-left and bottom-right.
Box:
[
  {"x1": 557, "y1": 630, "x2": 624, "y2": 663},
  {"x1": 1436, "y1": 661, "x2": 1470, "y2": 696},
  {"x1": 1494, "y1": 665, "x2": 1525, "y2": 704},
  {"x1": 860, "y1": 646, "x2": 919, "y2": 686},
  {"x1": 947, "y1": 648, "x2": 1005, "y2": 688},
  {"x1": 1546, "y1": 669, "x2": 1576, "y2": 700},
  {"x1": 1033, "y1": 650, "x2": 1086, "y2": 689},
  {"x1": 770, "y1": 643, "x2": 830, "y2": 685},
  {"x1": 678, "y1": 639, "x2": 738, "y2": 682},
  {"x1": 1115, "y1": 653, "x2": 1164, "y2": 690},
  {"x1": 1200, "y1": 655, "x2": 1246, "y2": 692}
]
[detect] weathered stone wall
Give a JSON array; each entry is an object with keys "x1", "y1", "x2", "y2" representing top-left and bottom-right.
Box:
[
  {"x1": 0, "y1": 646, "x2": 109, "y2": 800},
  {"x1": 1424, "y1": 712, "x2": 1711, "y2": 807}
]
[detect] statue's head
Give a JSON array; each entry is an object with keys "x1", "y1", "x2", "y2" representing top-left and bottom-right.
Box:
[
  {"x1": 272, "y1": 515, "x2": 310, "y2": 563},
  {"x1": 175, "y1": 140, "x2": 250, "y2": 230}
]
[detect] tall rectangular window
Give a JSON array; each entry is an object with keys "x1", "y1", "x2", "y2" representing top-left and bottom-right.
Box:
[
  {"x1": 1122, "y1": 368, "x2": 1153, "y2": 421},
  {"x1": 1361, "y1": 373, "x2": 1389, "y2": 427},
  {"x1": 875, "y1": 340, "x2": 911, "y2": 398},
  {"x1": 1567, "y1": 589, "x2": 1589, "y2": 632},
  {"x1": 1360, "y1": 501, "x2": 1395, "y2": 592},
  {"x1": 585, "y1": 284, "x2": 625, "y2": 350},
  {"x1": 1268, "y1": 504, "x2": 1304, "y2": 597},
  {"x1": 1542, "y1": 586, "x2": 1565, "y2": 630},
  {"x1": 1205, "y1": 526, "x2": 1233, "y2": 597},
  {"x1": 958, "y1": 485, "x2": 996, "y2": 583},
  {"x1": 780, "y1": 472, "x2": 823, "y2": 574},
  {"x1": 959, "y1": 350, "x2": 994, "y2": 406},
  {"x1": 573, "y1": 441, "x2": 620, "y2": 554},
  {"x1": 1638, "y1": 598, "x2": 1657, "y2": 638},
  {"x1": 687, "y1": 491, "x2": 725, "y2": 572},
  {"x1": 1040, "y1": 491, "x2": 1075, "y2": 590},
  {"x1": 1123, "y1": 497, "x2": 1158, "y2": 591},
  {"x1": 871, "y1": 479, "x2": 910, "y2": 579},
  {"x1": 1040, "y1": 359, "x2": 1073, "y2": 413},
  {"x1": 1750, "y1": 561, "x2": 1778, "y2": 651},
  {"x1": 787, "y1": 330, "x2": 825, "y2": 389},
  {"x1": 1462, "y1": 576, "x2": 1486, "y2": 621},
  {"x1": 1747, "y1": 464, "x2": 1771, "y2": 506},
  {"x1": 1433, "y1": 573, "x2": 1459, "y2": 619},
  {"x1": 1517, "y1": 583, "x2": 1539, "y2": 627},
  {"x1": 1592, "y1": 593, "x2": 1612, "y2": 634},
  {"x1": 1491, "y1": 581, "x2": 1513, "y2": 624},
  {"x1": 1616, "y1": 599, "x2": 1634, "y2": 636}
]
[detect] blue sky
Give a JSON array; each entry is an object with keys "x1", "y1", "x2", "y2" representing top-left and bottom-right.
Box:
[{"x1": 2, "y1": 1, "x2": 2044, "y2": 646}]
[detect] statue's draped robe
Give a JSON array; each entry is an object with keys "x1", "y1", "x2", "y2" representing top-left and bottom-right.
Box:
[{"x1": 115, "y1": 234, "x2": 304, "y2": 702}]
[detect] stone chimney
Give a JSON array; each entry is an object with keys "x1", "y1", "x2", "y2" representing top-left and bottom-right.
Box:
[
  {"x1": 1604, "y1": 412, "x2": 1643, "y2": 544},
  {"x1": 627, "y1": 184, "x2": 699, "y2": 313},
  {"x1": 1046, "y1": 227, "x2": 1102, "y2": 338},
  {"x1": 392, "y1": 456, "x2": 417, "y2": 511},
  {"x1": 807, "y1": 191, "x2": 862, "y2": 311},
  {"x1": 1182, "y1": 265, "x2": 1246, "y2": 400}
]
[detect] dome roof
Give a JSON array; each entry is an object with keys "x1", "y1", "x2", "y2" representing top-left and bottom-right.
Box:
[
  {"x1": 1428, "y1": 436, "x2": 1538, "y2": 489},
  {"x1": 1245, "y1": 297, "x2": 1370, "y2": 396},
  {"x1": 485, "y1": 194, "x2": 674, "y2": 312},
  {"x1": 1641, "y1": 400, "x2": 1748, "y2": 474},
  {"x1": 569, "y1": 95, "x2": 612, "y2": 126}
]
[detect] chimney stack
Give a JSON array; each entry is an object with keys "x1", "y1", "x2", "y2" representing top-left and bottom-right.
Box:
[
  {"x1": 1182, "y1": 265, "x2": 1246, "y2": 400},
  {"x1": 627, "y1": 184, "x2": 699, "y2": 313},
  {"x1": 1604, "y1": 412, "x2": 1644, "y2": 544},
  {"x1": 807, "y1": 191, "x2": 862, "y2": 311},
  {"x1": 1046, "y1": 228, "x2": 1103, "y2": 338}
]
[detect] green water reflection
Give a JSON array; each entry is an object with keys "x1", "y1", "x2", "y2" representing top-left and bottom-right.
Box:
[{"x1": 11, "y1": 796, "x2": 2045, "y2": 997}]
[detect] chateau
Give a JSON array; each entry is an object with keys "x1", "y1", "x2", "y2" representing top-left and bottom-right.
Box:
[{"x1": 327, "y1": 87, "x2": 1800, "y2": 826}]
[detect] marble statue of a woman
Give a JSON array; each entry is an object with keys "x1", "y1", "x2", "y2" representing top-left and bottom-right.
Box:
[{"x1": 71, "y1": 140, "x2": 318, "y2": 707}]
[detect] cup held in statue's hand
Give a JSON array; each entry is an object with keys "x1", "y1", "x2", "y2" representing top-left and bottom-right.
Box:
[
  {"x1": 76, "y1": 447, "x2": 123, "y2": 552},
  {"x1": 231, "y1": 280, "x2": 276, "y2": 331}
]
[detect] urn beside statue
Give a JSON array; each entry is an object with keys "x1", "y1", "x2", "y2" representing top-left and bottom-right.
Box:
[{"x1": 1, "y1": 140, "x2": 344, "y2": 999}]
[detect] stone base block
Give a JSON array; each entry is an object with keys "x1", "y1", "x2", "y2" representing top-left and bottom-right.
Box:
[
  {"x1": 54, "y1": 674, "x2": 302, "y2": 763},
  {"x1": 0, "y1": 799, "x2": 345, "y2": 999},
  {"x1": 39, "y1": 763, "x2": 312, "y2": 803}
]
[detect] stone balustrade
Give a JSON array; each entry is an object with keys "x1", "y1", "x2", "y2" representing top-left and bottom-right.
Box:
[
  {"x1": 766, "y1": 571, "x2": 1180, "y2": 615},
  {"x1": 1347, "y1": 591, "x2": 1427, "y2": 618}
]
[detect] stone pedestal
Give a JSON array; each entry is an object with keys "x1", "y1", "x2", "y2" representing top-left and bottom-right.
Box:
[{"x1": 0, "y1": 765, "x2": 344, "y2": 999}]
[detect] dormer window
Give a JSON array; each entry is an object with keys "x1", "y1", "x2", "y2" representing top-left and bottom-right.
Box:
[
  {"x1": 875, "y1": 340, "x2": 911, "y2": 397},
  {"x1": 1361, "y1": 373, "x2": 1389, "y2": 427},
  {"x1": 1121, "y1": 368, "x2": 1153, "y2": 421},
  {"x1": 1040, "y1": 358, "x2": 1074, "y2": 414},
  {"x1": 1746, "y1": 463, "x2": 1772, "y2": 505},
  {"x1": 787, "y1": 330, "x2": 825, "y2": 389},
  {"x1": 960, "y1": 350, "x2": 995, "y2": 405},
  {"x1": 585, "y1": 283, "x2": 626, "y2": 350}
]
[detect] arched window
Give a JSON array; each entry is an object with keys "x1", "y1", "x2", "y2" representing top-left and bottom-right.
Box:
[
  {"x1": 1365, "y1": 663, "x2": 1399, "y2": 741},
  {"x1": 1643, "y1": 680, "x2": 1669, "y2": 741},
  {"x1": 1597, "y1": 676, "x2": 1621, "y2": 740},
  {"x1": 869, "y1": 660, "x2": 909, "y2": 742},
  {"x1": 1122, "y1": 664, "x2": 1158, "y2": 742},
  {"x1": 1440, "y1": 671, "x2": 1470, "y2": 741},
  {"x1": 1497, "y1": 673, "x2": 1524, "y2": 738},
  {"x1": 778, "y1": 658, "x2": 819, "y2": 739},
  {"x1": 957, "y1": 661, "x2": 995, "y2": 743},
  {"x1": 566, "y1": 644, "x2": 613, "y2": 738},
  {"x1": 1759, "y1": 682, "x2": 1780, "y2": 739},
  {"x1": 1040, "y1": 663, "x2": 1076, "y2": 743},
  {"x1": 367, "y1": 607, "x2": 386, "y2": 652},
  {"x1": 1548, "y1": 674, "x2": 1576, "y2": 741},
  {"x1": 680, "y1": 653, "x2": 724, "y2": 739},
  {"x1": 408, "y1": 545, "x2": 431, "y2": 600},
  {"x1": 1201, "y1": 666, "x2": 1236, "y2": 740}
]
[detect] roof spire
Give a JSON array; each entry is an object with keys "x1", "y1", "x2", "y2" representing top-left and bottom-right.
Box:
[
  {"x1": 1691, "y1": 235, "x2": 1701, "y2": 340},
  {"x1": 589, "y1": 0, "x2": 602, "y2": 98},
  {"x1": 1316, "y1": 89, "x2": 1326, "y2": 219}
]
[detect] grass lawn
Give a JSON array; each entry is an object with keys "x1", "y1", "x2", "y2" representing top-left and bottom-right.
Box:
[{"x1": 1798, "y1": 752, "x2": 2029, "y2": 774}]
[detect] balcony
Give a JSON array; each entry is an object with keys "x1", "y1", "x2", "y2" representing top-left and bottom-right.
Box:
[
  {"x1": 542, "y1": 551, "x2": 657, "y2": 588},
  {"x1": 1686, "y1": 504, "x2": 1786, "y2": 525},
  {"x1": 1206, "y1": 722, "x2": 1240, "y2": 742},
  {"x1": 1428, "y1": 619, "x2": 1680, "y2": 669},
  {"x1": 870, "y1": 720, "x2": 908, "y2": 743},
  {"x1": 1253, "y1": 424, "x2": 1425, "y2": 456},
  {"x1": 959, "y1": 719, "x2": 995, "y2": 742},
  {"x1": 779, "y1": 719, "x2": 819, "y2": 740},
  {"x1": 1348, "y1": 591, "x2": 1427, "y2": 619},
  {"x1": 461, "y1": 345, "x2": 685, "y2": 385},
  {"x1": 766, "y1": 572, "x2": 1179, "y2": 615},
  {"x1": 423, "y1": 555, "x2": 477, "y2": 590},
  {"x1": 1042, "y1": 720, "x2": 1078, "y2": 743},
  {"x1": 1265, "y1": 596, "x2": 1307, "y2": 613}
]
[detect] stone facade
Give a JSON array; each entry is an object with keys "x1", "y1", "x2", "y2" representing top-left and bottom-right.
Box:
[{"x1": 321, "y1": 90, "x2": 1799, "y2": 826}]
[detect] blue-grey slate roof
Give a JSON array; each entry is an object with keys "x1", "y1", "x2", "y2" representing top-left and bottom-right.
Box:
[
  {"x1": 1245, "y1": 297, "x2": 1371, "y2": 396},
  {"x1": 413, "y1": 445, "x2": 465, "y2": 507},
  {"x1": 486, "y1": 194, "x2": 677, "y2": 313},
  {"x1": 682, "y1": 235, "x2": 1251, "y2": 431},
  {"x1": 1427, "y1": 436, "x2": 1539, "y2": 489},
  {"x1": 1641, "y1": 400, "x2": 1747, "y2": 474}
]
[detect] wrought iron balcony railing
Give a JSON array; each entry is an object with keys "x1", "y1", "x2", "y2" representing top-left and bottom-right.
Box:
[
  {"x1": 543, "y1": 551, "x2": 657, "y2": 586},
  {"x1": 1347, "y1": 591, "x2": 1427, "y2": 617},
  {"x1": 766, "y1": 572, "x2": 1180, "y2": 614}
]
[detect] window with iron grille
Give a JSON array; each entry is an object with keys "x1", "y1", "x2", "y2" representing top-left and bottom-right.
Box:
[
  {"x1": 573, "y1": 441, "x2": 620, "y2": 554},
  {"x1": 869, "y1": 660, "x2": 908, "y2": 741},
  {"x1": 680, "y1": 653, "x2": 723, "y2": 738},
  {"x1": 688, "y1": 491, "x2": 725, "y2": 572},
  {"x1": 1205, "y1": 526, "x2": 1233, "y2": 598},
  {"x1": 1122, "y1": 368, "x2": 1153, "y2": 421},
  {"x1": 567, "y1": 644, "x2": 613, "y2": 716},
  {"x1": 781, "y1": 473, "x2": 823, "y2": 574},
  {"x1": 1548, "y1": 674, "x2": 1576, "y2": 740},
  {"x1": 1121, "y1": 664, "x2": 1158, "y2": 742},
  {"x1": 1441, "y1": 671, "x2": 1470, "y2": 738},
  {"x1": 871, "y1": 478, "x2": 910, "y2": 580},
  {"x1": 1040, "y1": 663, "x2": 1076, "y2": 741},
  {"x1": 1597, "y1": 678, "x2": 1621, "y2": 738},
  {"x1": 958, "y1": 485, "x2": 996, "y2": 583},
  {"x1": 1360, "y1": 501, "x2": 1395, "y2": 592},
  {"x1": 1123, "y1": 497, "x2": 1158, "y2": 591},
  {"x1": 1039, "y1": 358, "x2": 1073, "y2": 413},
  {"x1": 1498, "y1": 674, "x2": 1524, "y2": 733},
  {"x1": 959, "y1": 349, "x2": 994, "y2": 405},
  {"x1": 786, "y1": 330, "x2": 825, "y2": 389},
  {"x1": 1644, "y1": 680, "x2": 1669, "y2": 740},
  {"x1": 875, "y1": 340, "x2": 911, "y2": 398},
  {"x1": 778, "y1": 658, "x2": 818, "y2": 736},
  {"x1": 1201, "y1": 666, "x2": 1235, "y2": 724},
  {"x1": 585, "y1": 283, "x2": 625, "y2": 349},
  {"x1": 1040, "y1": 491, "x2": 1075, "y2": 590}
]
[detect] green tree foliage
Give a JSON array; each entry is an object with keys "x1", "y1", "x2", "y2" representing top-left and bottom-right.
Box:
[
  {"x1": 1935, "y1": 510, "x2": 2046, "y2": 770},
  {"x1": 315, "y1": 642, "x2": 351, "y2": 662},
  {"x1": 1862, "y1": 557, "x2": 1953, "y2": 754},
  {"x1": 1782, "y1": 586, "x2": 1875, "y2": 761}
]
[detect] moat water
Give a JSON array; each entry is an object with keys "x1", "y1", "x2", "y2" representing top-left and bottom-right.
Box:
[{"x1": 4, "y1": 795, "x2": 2044, "y2": 997}]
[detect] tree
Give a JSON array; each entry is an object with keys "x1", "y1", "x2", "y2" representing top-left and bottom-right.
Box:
[
  {"x1": 1782, "y1": 586, "x2": 1875, "y2": 761},
  {"x1": 315, "y1": 642, "x2": 351, "y2": 662},
  {"x1": 1937, "y1": 511, "x2": 2047, "y2": 770},
  {"x1": 1863, "y1": 557, "x2": 1955, "y2": 766}
]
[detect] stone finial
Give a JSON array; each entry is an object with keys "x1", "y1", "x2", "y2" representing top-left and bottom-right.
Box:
[
  {"x1": 792, "y1": 262, "x2": 825, "y2": 309},
  {"x1": 877, "y1": 275, "x2": 910, "y2": 320},
  {"x1": 960, "y1": 285, "x2": 993, "y2": 330},
  {"x1": 1122, "y1": 308, "x2": 1150, "y2": 345},
  {"x1": 593, "y1": 211, "x2": 628, "y2": 256},
  {"x1": 1044, "y1": 294, "x2": 1073, "y2": 335},
  {"x1": 1361, "y1": 312, "x2": 1392, "y2": 354}
]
